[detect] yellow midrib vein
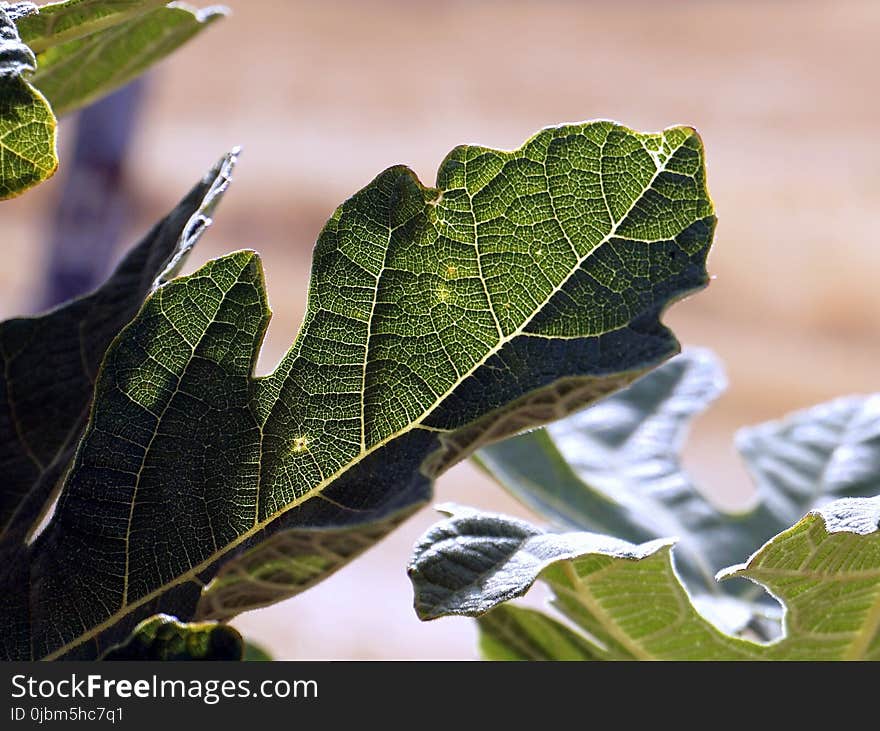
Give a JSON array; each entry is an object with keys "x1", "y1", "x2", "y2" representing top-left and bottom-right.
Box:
[{"x1": 42, "y1": 131, "x2": 690, "y2": 660}]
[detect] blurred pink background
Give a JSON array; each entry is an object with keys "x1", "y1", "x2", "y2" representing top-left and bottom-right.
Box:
[{"x1": 3, "y1": 0, "x2": 880, "y2": 658}]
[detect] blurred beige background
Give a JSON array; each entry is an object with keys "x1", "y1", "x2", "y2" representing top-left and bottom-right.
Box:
[{"x1": 3, "y1": 0, "x2": 880, "y2": 658}]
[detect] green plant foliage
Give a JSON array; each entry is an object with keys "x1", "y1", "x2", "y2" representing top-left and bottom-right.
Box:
[
  {"x1": 0, "y1": 120, "x2": 716, "y2": 659},
  {"x1": 0, "y1": 151, "x2": 234, "y2": 563},
  {"x1": 198, "y1": 518, "x2": 412, "y2": 621},
  {"x1": 408, "y1": 499, "x2": 880, "y2": 660},
  {"x1": 23, "y1": 1, "x2": 227, "y2": 116},
  {"x1": 17, "y1": 0, "x2": 169, "y2": 53},
  {"x1": 475, "y1": 349, "x2": 880, "y2": 635},
  {"x1": 102, "y1": 614, "x2": 243, "y2": 660},
  {"x1": 0, "y1": 1, "x2": 224, "y2": 198},
  {"x1": 0, "y1": 3, "x2": 56, "y2": 198}
]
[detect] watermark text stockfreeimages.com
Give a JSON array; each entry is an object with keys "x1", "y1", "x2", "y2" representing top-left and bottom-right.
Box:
[{"x1": 10, "y1": 673, "x2": 318, "y2": 706}]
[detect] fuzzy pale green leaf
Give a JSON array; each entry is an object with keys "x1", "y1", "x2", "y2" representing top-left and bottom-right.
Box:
[
  {"x1": 1, "y1": 3, "x2": 37, "y2": 74},
  {"x1": 410, "y1": 498, "x2": 880, "y2": 660},
  {"x1": 722, "y1": 496, "x2": 880, "y2": 660},
  {"x1": 409, "y1": 506, "x2": 757, "y2": 659},
  {"x1": 476, "y1": 349, "x2": 880, "y2": 635}
]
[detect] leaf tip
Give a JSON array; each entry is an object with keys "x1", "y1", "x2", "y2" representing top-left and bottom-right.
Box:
[
  {"x1": 715, "y1": 562, "x2": 746, "y2": 583},
  {"x1": 152, "y1": 150, "x2": 241, "y2": 290},
  {"x1": 433, "y1": 502, "x2": 474, "y2": 518},
  {"x1": 168, "y1": 2, "x2": 231, "y2": 22}
]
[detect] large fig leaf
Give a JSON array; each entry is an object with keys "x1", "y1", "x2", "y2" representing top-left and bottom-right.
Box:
[
  {"x1": 0, "y1": 4, "x2": 56, "y2": 198},
  {"x1": 409, "y1": 499, "x2": 880, "y2": 660},
  {"x1": 476, "y1": 349, "x2": 880, "y2": 624},
  {"x1": 3, "y1": 121, "x2": 715, "y2": 659},
  {"x1": 21, "y1": 1, "x2": 226, "y2": 116},
  {"x1": 0, "y1": 150, "x2": 235, "y2": 555}
]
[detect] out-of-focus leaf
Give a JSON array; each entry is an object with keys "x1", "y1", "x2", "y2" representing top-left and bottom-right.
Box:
[
  {"x1": 476, "y1": 350, "x2": 758, "y2": 592},
  {"x1": 3, "y1": 121, "x2": 716, "y2": 659},
  {"x1": 736, "y1": 394, "x2": 880, "y2": 529},
  {"x1": 409, "y1": 499, "x2": 880, "y2": 660},
  {"x1": 17, "y1": 0, "x2": 168, "y2": 54},
  {"x1": 0, "y1": 5, "x2": 56, "y2": 198},
  {"x1": 476, "y1": 349, "x2": 880, "y2": 633},
  {"x1": 1, "y1": 4, "x2": 38, "y2": 23},
  {"x1": 102, "y1": 614, "x2": 243, "y2": 660},
  {"x1": 27, "y1": 2, "x2": 226, "y2": 116},
  {"x1": 0, "y1": 150, "x2": 236, "y2": 556}
]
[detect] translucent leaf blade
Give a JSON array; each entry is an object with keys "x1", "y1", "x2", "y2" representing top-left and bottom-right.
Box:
[{"x1": 5, "y1": 121, "x2": 716, "y2": 659}]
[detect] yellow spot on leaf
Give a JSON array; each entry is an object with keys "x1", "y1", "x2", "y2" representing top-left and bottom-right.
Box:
[{"x1": 291, "y1": 436, "x2": 310, "y2": 454}]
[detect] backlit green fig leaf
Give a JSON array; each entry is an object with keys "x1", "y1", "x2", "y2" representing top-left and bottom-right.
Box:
[
  {"x1": 196, "y1": 507, "x2": 416, "y2": 621},
  {"x1": 4, "y1": 120, "x2": 715, "y2": 659}
]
